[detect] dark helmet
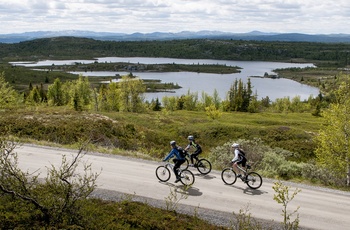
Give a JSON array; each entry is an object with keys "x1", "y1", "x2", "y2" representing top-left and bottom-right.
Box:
[
  {"x1": 170, "y1": 140, "x2": 176, "y2": 146},
  {"x1": 187, "y1": 135, "x2": 194, "y2": 141}
]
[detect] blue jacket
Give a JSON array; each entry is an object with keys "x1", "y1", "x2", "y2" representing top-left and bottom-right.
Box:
[{"x1": 163, "y1": 147, "x2": 185, "y2": 161}]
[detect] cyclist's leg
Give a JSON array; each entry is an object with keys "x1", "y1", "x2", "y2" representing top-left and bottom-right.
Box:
[
  {"x1": 191, "y1": 149, "x2": 202, "y2": 165},
  {"x1": 174, "y1": 159, "x2": 186, "y2": 178},
  {"x1": 232, "y1": 160, "x2": 241, "y2": 176},
  {"x1": 241, "y1": 157, "x2": 247, "y2": 172},
  {"x1": 173, "y1": 159, "x2": 180, "y2": 177},
  {"x1": 190, "y1": 154, "x2": 195, "y2": 164}
]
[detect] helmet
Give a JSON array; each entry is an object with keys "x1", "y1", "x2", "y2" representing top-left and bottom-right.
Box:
[
  {"x1": 187, "y1": 135, "x2": 194, "y2": 141},
  {"x1": 170, "y1": 141, "x2": 176, "y2": 146},
  {"x1": 231, "y1": 143, "x2": 239, "y2": 148}
]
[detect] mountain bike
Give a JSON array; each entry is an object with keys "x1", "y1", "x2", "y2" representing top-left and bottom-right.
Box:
[
  {"x1": 221, "y1": 164, "x2": 262, "y2": 189},
  {"x1": 156, "y1": 161, "x2": 195, "y2": 186},
  {"x1": 180, "y1": 151, "x2": 212, "y2": 175}
]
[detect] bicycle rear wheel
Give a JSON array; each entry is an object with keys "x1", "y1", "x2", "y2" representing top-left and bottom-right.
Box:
[
  {"x1": 196, "y1": 159, "x2": 212, "y2": 175},
  {"x1": 179, "y1": 169, "x2": 195, "y2": 186},
  {"x1": 155, "y1": 166, "x2": 171, "y2": 182},
  {"x1": 221, "y1": 168, "x2": 237, "y2": 185},
  {"x1": 245, "y1": 172, "x2": 263, "y2": 189}
]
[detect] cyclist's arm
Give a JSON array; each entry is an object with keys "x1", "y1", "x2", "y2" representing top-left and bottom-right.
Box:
[{"x1": 163, "y1": 149, "x2": 175, "y2": 161}]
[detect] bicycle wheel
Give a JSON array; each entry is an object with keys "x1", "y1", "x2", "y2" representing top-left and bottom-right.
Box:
[
  {"x1": 180, "y1": 158, "x2": 189, "y2": 170},
  {"x1": 155, "y1": 166, "x2": 171, "y2": 182},
  {"x1": 179, "y1": 169, "x2": 195, "y2": 186},
  {"x1": 196, "y1": 159, "x2": 212, "y2": 175},
  {"x1": 245, "y1": 172, "x2": 263, "y2": 189},
  {"x1": 221, "y1": 168, "x2": 237, "y2": 185}
]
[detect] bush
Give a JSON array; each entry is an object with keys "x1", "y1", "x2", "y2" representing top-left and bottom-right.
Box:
[
  {"x1": 277, "y1": 161, "x2": 303, "y2": 180},
  {"x1": 260, "y1": 151, "x2": 304, "y2": 180},
  {"x1": 301, "y1": 163, "x2": 344, "y2": 186}
]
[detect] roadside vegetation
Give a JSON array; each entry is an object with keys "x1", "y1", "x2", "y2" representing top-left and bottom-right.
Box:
[{"x1": 1, "y1": 37, "x2": 350, "y2": 228}]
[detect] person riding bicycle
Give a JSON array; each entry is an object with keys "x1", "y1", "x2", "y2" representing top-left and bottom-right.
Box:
[
  {"x1": 163, "y1": 141, "x2": 186, "y2": 183},
  {"x1": 231, "y1": 143, "x2": 247, "y2": 178},
  {"x1": 185, "y1": 135, "x2": 202, "y2": 167}
]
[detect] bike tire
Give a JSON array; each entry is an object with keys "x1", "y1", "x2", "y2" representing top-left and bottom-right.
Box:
[
  {"x1": 180, "y1": 158, "x2": 189, "y2": 170},
  {"x1": 245, "y1": 172, "x2": 263, "y2": 189},
  {"x1": 155, "y1": 166, "x2": 171, "y2": 182},
  {"x1": 196, "y1": 159, "x2": 212, "y2": 175},
  {"x1": 179, "y1": 169, "x2": 195, "y2": 186},
  {"x1": 221, "y1": 168, "x2": 237, "y2": 185}
]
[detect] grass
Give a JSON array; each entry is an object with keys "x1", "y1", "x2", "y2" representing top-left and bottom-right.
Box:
[{"x1": 0, "y1": 106, "x2": 323, "y2": 163}]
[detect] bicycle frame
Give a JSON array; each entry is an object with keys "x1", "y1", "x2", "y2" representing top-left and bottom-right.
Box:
[{"x1": 236, "y1": 164, "x2": 249, "y2": 175}]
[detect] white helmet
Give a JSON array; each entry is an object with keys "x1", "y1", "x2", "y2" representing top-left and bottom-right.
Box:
[
  {"x1": 170, "y1": 141, "x2": 176, "y2": 146},
  {"x1": 188, "y1": 135, "x2": 194, "y2": 141},
  {"x1": 231, "y1": 143, "x2": 239, "y2": 148}
]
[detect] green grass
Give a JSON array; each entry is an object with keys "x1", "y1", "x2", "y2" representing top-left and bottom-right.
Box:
[{"x1": 0, "y1": 106, "x2": 323, "y2": 162}]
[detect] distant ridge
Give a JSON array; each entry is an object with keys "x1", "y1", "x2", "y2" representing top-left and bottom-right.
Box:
[{"x1": 1, "y1": 30, "x2": 350, "y2": 43}]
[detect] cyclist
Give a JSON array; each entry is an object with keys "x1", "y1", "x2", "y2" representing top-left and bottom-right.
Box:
[
  {"x1": 163, "y1": 141, "x2": 186, "y2": 183},
  {"x1": 231, "y1": 143, "x2": 247, "y2": 178},
  {"x1": 185, "y1": 135, "x2": 202, "y2": 167}
]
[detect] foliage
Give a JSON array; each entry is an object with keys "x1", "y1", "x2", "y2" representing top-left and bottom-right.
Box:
[
  {"x1": 47, "y1": 78, "x2": 65, "y2": 106},
  {"x1": 315, "y1": 77, "x2": 350, "y2": 186},
  {"x1": 118, "y1": 75, "x2": 146, "y2": 112},
  {"x1": 0, "y1": 137, "x2": 99, "y2": 227},
  {"x1": 164, "y1": 186, "x2": 189, "y2": 212},
  {"x1": 230, "y1": 204, "x2": 265, "y2": 230},
  {"x1": 223, "y1": 78, "x2": 253, "y2": 112},
  {"x1": 0, "y1": 71, "x2": 20, "y2": 108},
  {"x1": 260, "y1": 150, "x2": 305, "y2": 180},
  {"x1": 205, "y1": 104, "x2": 222, "y2": 120},
  {"x1": 273, "y1": 181, "x2": 301, "y2": 230}
]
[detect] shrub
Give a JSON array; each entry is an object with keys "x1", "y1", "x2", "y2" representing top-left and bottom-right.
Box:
[{"x1": 277, "y1": 161, "x2": 303, "y2": 180}]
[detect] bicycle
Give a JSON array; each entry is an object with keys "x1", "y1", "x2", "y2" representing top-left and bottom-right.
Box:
[
  {"x1": 181, "y1": 151, "x2": 212, "y2": 175},
  {"x1": 155, "y1": 161, "x2": 195, "y2": 186},
  {"x1": 221, "y1": 163, "x2": 262, "y2": 189}
]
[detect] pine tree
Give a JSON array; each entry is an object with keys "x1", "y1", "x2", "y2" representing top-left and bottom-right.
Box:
[{"x1": 47, "y1": 78, "x2": 64, "y2": 106}]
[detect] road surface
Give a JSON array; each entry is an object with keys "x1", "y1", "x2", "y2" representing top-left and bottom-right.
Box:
[{"x1": 15, "y1": 144, "x2": 350, "y2": 230}]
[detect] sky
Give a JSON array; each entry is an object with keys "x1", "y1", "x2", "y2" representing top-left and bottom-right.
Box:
[{"x1": 1, "y1": 0, "x2": 350, "y2": 35}]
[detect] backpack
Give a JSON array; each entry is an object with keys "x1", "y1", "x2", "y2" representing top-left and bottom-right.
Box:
[
  {"x1": 177, "y1": 147, "x2": 187, "y2": 158},
  {"x1": 238, "y1": 148, "x2": 246, "y2": 159}
]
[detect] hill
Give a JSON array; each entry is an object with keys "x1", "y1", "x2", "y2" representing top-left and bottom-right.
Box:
[
  {"x1": 1, "y1": 30, "x2": 350, "y2": 43},
  {"x1": 2, "y1": 36, "x2": 350, "y2": 66}
]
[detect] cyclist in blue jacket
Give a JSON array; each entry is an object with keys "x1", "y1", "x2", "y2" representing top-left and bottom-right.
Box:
[{"x1": 163, "y1": 141, "x2": 186, "y2": 183}]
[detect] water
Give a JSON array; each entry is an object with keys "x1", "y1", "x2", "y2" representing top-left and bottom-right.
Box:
[{"x1": 11, "y1": 57, "x2": 319, "y2": 102}]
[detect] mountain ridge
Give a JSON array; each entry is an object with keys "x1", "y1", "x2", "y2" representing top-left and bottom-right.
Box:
[{"x1": 1, "y1": 30, "x2": 350, "y2": 43}]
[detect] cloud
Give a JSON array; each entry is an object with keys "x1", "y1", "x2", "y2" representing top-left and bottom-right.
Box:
[{"x1": 0, "y1": 0, "x2": 349, "y2": 34}]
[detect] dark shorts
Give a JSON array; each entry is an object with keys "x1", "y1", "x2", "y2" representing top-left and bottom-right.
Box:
[{"x1": 232, "y1": 158, "x2": 247, "y2": 167}]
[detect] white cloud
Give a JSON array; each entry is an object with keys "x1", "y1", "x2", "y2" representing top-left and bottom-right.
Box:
[{"x1": 0, "y1": 0, "x2": 349, "y2": 34}]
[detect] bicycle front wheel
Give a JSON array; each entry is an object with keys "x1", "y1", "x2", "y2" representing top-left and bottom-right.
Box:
[
  {"x1": 245, "y1": 172, "x2": 263, "y2": 189},
  {"x1": 196, "y1": 159, "x2": 212, "y2": 175},
  {"x1": 179, "y1": 169, "x2": 195, "y2": 186},
  {"x1": 155, "y1": 166, "x2": 171, "y2": 182},
  {"x1": 221, "y1": 168, "x2": 237, "y2": 185}
]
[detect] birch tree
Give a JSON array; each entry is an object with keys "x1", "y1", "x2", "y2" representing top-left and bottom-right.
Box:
[{"x1": 315, "y1": 80, "x2": 350, "y2": 186}]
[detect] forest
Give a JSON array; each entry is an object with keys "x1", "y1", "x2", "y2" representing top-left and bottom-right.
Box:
[{"x1": 0, "y1": 37, "x2": 350, "y2": 229}]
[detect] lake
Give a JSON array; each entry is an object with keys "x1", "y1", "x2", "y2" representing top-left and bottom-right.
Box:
[{"x1": 11, "y1": 57, "x2": 320, "y2": 102}]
